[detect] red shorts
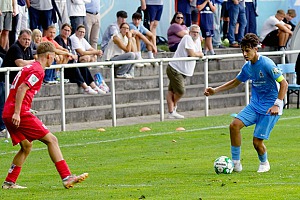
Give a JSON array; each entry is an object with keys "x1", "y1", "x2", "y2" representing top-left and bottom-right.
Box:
[{"x1": 3, "y1": 111, "x2": 50, "y2": 146}]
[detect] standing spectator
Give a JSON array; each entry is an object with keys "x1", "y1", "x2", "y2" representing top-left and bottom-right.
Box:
[
  {"x1": 101, "y1": 10, "x2": 127, "y2": 52},
  {"x1": 55, "y1": 0, "x2": 70, "y2": 29},
  {"x1": 1, "y1": 42, "x2": 88, "y2": 189},
  {"x1": 16, "y1": 0, "x2": 29, "y2": 35},
  {"x1": 197, "y1": 0, "x2": 216, "y2": 55},
  {"x1": 167, "y1": 12, "x2": 189, "y2": 52},
  {"x1": 66, "y1": 0, "x2": 90, "y2": 34},
  {"x1": 55, "y1": 23, "x2": 104, "y2": 94},
  {"x1": 244, "y1": 0, "x2": 257, "y2": 35},
  {"x1": 227, "y1": 0, "x2": 247, "y2": 47},
  {"x1": 143, "y1": 0, "x2": 163, "y2": 37},
  {"x1": 103, "y1": 22, "x2": 137, "y2": 79},
  {"x1": 260, "y1": 10, "x2": 293, "y2": 51},
  {"x1": 190, "y1": 0, "x2": 199, "y2": 25},
  {"x1": 204, "y1": 33, "x2": 288, "y2": 173},
  {"x1": 0, "y1": 0, "x2": 17, "y2": 50},
  {"x1": 221, "y1": 0, "x2": 229, "y2": 40},
  {"x1": 9, "y1": 0, "x2": 19, "y2": 47},
  {"x1": 212, "y1": 0, "x2": 225, "y2": 48},
  {"x1": 166, "y1": 25, "x2": 203, "y2": 119},
  {"x1": 27, "y1": 0, "x2": 53, "y2": 35},
  {"x1": 85, "y1": 0, "x2": 100, "y2": 50},
  {"x1": 175, "y1": 0, "x2": 192, "y2": 27},
  {"x1": 283, "y1": 9, "x2": 297, "y2": 32}
]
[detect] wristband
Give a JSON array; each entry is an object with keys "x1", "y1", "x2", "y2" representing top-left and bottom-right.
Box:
[{"x1": 274, "y1": 98, "x2": 283, "y2": 107}]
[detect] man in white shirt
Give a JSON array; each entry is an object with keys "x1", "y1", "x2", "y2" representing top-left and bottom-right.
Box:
[
  {"x1": 260, "y1": 10, "x2": 293, "y2": 51},
  {"x1": 166, "y1": 24, "x2": 203, "y2": 119}
]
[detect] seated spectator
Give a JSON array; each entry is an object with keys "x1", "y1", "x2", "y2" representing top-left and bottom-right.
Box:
[
  {"x1": 260, "y1": 10, "x2": 293, "y2": 51},
  {"x1": 103, "y1": 22, "x2": 137, "y2": 79},
  {"x1": 55, "y1": 23, "x2": 104, "y2": 95},
  {"x1": 283, "y1": 9, "x2": 297, "y2": 32},
  {"x1": 31, "y1": 29, "x2": 42, "y2": 57},
  {"x1": 129, "y1": 12, "x2": 157, "y2": 66},
  {"x1": 70, "y1": 24, "x2": 103, "y2": 64},
  {"x1": 42, "y1": 25, "x2": 74, "y2": 83},
  {"x1": 101, "y1": 10, "x2": 128, "y2": 52},
  {"x1": 167, "y1": 12, "x2": 189, "y2": 52}
]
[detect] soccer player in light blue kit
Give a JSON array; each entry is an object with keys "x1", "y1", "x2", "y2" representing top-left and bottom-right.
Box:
[{"x1": 204, "y1": 33, "x2": 288, "y2": 173}]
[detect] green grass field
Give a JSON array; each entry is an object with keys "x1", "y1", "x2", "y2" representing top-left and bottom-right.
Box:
[{"x1": 0, "y1": 109, "x2": 299, "y2": 199}]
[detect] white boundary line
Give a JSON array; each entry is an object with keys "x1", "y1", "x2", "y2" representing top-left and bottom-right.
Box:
[{"x1": 1, "y1": 116, "x2": 299, "y2": 155}]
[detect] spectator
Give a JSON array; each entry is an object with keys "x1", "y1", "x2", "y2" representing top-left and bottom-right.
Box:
[
  {"x1": 190, "y1": 0, "x2": 199, "y2": 25},
  {"x1": 66, "y1": 0, "x2": 89, "y2": 34},
  {"x1": 143, "y1": 0, "x2": 163, "y2": 37},
  {"x1": 260, "y1": 10, "x2": 293, "y2": 51},
  {"x1": 42, "y1": 25, "x2": 74, "y2": 83},
  {"x1": 31, "y1": 28, "x2": 42, "y2": 57},
  {"x1": 85, "y1": 0, "x2": 100, "y2": 50},
  {"x1": 103, "y1": 22, "x2": 137, "y2": 79},
  {"x1": 167, "y1": 12, "x2": 189, "y2": 52},
  {"x1": 55, "y1": 23, "x2": 104, "y2": 94},
  {"x1": 166, "y1": 25, "x2": 203, "y2": 119},
  {"x1": 227, "y1": 0, "x2": 247, "y2": 47},
  {"x1": 221, "y1": 0, "x2": 229, "y2": 40},
  {"x1": 27, "y1": 0, "x2": 54, "y2": 35},
  {"x1": 55, "y1": 0, "x2": 70, "y2": 29},
  {"x1": 16, "y1": 0, "x2": 29, "y2": 35},
  {"x1": 175, "y1": 0, "x2": 192, "y2": 27},
  {"x1": 129, "y1": 12, "x2": 157, "y2": 66},
  {"x1": 283, "y1": 9, "x2": 297, "y2": 32},
  {"x1": 197, "y1": 0, "x2": 216, "y2": 55},
  {"x1": 70, "y1": 24, "x2": 102, "y2": 64},
  {"x1": 212, "y1": 0, "x2": 225, "y2": 48},
  {"x1": 0, "y1": 0, "x2": 16, "y2": 50},
  {"x1": 101, "y1": 10, "x2": 127, "y2": 52},
  {"x1": 9, "y1": 0, "x2": 19, "y2": 47},
  {"x1": 244, "y1": 0, "x2": 257, "y2": 35}
]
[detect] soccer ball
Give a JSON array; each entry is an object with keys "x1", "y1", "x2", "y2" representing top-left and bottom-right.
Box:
[{"x1": 214, "y1": 156, "x2": 234, "y2": 174}]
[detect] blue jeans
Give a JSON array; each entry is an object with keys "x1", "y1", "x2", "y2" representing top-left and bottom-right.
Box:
[
  {"x1": 212, "y1": 3, "x2": 222, "y2": 46},
  {"x1": 227, "y1": 2, "x2": 247, "y2": 44},
  {"x1": 44, "y1": 69, "x2": 56, "y2": 82},
  {"x1": 0, "y1": 82, "x2": 6, "y2": 130},
  {"x1": 244, "y1": 2, "x2": 257, "y2": 35}
]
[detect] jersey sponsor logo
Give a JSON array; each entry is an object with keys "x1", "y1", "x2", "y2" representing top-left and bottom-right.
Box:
[{"x1": 28, "y1": 74, "x2": 39, "y2": 86}]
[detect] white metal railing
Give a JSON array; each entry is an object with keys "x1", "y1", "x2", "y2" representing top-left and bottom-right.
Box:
[{"x1": 1, "y1": 49, "x2": 300, "y2": 132}]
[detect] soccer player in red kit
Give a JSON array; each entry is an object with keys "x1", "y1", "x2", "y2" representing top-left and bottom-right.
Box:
[{"x1": 2, "y1": 42, "x2": 88, "y2": 189}]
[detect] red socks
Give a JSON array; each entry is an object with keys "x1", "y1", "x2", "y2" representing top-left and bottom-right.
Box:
[
  {"x1": 55, "y1": 160, "x2": 71, "y2": 180},
  {"x1": 5, "y1": 164, "x2": 21, "y2": 183}
]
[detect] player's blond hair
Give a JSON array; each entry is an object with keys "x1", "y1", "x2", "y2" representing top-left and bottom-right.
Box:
[{"x1": 37, "y1": 42, "x2": 55, "y2": 55}]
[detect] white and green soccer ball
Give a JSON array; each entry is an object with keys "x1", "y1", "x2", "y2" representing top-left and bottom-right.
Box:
[{"x1": 214, "y1": 156, "x2": 234, "y2": 174}]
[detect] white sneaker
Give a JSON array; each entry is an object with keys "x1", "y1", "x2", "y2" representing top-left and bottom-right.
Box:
[
  {"x1": 152, "y1": 62, "x2": 159, "y2": 68},
  {"x1": 84, "y1": 86, "x2": 98, "y2": 95},
  {"x1": 233, "y1": 160, "x2": 243, "y2": 172},
  {"x1": 168, "y1": 111, "x2": 184, "y2": 119},
  {"x1": 0, "y1": 129, "x2": 7, "y2": 137},
  {"x1": 133, "y1": 63, "x2": 144, "y2": 68},
  {"x1": 143, "y1": 62, "x2": 152, "y2": 67},
  {"x1": 257, "y1": 161, "x2": 270, "y2": 173},
  {"x1": 2, "y1": 181, "x2": 27, "y2": 189},
  {"x1": 93, "y1": 86, "x2": 106, "y2": 94},
  {"x1": 116, "y1": 74, "x2": 133, "y2": 79}
]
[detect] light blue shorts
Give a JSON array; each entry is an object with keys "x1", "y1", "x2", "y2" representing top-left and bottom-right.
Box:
[{"x1": 236, "y1": 105, "x2": 280, "y2": 140}]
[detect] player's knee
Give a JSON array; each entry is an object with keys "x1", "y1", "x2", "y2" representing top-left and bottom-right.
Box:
[
  {"x1": 229, "y1": 119, "x2": 242, "y2": 131},
  {"x1": 21, "y1": 142, "x2": 33, "y2": 155}
]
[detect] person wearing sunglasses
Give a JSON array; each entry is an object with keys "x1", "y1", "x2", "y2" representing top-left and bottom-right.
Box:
[{"x1": 167, "y1": 12, "x2": 189, "y2": 52}]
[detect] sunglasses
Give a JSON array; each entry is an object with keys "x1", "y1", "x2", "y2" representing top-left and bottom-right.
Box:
[{"x1": 176, "y1": 17, "x2": 184, "y2": 19}]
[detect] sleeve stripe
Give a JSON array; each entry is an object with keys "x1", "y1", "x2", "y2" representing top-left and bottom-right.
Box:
[{"x1": 276, "y1": 75, "x2": 285, "y2": 82}]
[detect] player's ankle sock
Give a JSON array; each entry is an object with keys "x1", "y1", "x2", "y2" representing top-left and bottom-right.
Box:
[
  {"x1": 258, "y1": 152, "x2": 268, "y2": 162},
  {"x1": 55, "y1": 160, "x2": 71, "y2": 179},
  {"x1": 231, "y1": 146, "x2": 241, "y2": 160},
  {"x1": 5, "y1": 164, "x2": 21, "y2": 183}
]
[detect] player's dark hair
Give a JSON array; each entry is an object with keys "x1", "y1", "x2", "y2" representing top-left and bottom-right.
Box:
[
  {"x1": 240, "y1": 33, "x2": 260, "y2": 49},
  {"x1": 132, "y1": 12, "x2": 142, "y2": 20},
  {"x1": 117, "y1": 10, "x2": 127, "y2": 18}
]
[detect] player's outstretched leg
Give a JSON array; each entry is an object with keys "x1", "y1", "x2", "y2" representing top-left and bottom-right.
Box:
[{"x1": 63, "y1": 173, "x2": 89, "y2": 189}]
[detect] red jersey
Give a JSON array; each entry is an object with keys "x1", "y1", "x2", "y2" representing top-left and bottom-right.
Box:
[{"x1": 3, "y1": 61, "x2": 44, "y2": 117}]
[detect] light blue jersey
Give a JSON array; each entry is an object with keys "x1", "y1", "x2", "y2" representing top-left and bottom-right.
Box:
[
  {"x1": 128, "y1": 22, "x2": 149, "y2": 35},
  {"x1": 236, "y1": 55, "x2": 282, "y2": 115}
]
